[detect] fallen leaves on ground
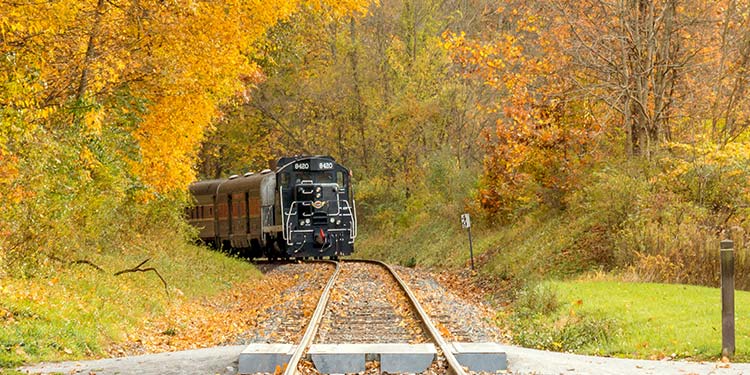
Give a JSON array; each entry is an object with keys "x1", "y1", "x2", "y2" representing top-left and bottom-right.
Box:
[
  {"x1": 107, "y1": 264, "x2": 332, "y2": 356},
  {"x1": 394, "y1": 266, "x2": 511, "y2": 343}
]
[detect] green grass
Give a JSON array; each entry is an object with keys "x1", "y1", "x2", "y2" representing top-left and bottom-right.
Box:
[
  {"x1": 0, "y1": 243, "x2": 259, "y2": 368},
  {"x1": 357, "y1": 205, "x2": 603, "y2": 281},
  {"x1": 357, "y1": 211, "x2": 508, "y2": 268},
  {"x1": 527, "y1": 280, "x2": 750, "y2": 361}
]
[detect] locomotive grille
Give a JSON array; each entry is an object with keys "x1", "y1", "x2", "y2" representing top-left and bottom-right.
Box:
[{"x1": 312, "y1": 212, "x2": 329, "y2": 225}]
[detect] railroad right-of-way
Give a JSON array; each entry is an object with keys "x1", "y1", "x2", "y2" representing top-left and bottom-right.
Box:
[
  {"x1": 239, "y1": 259, "x2": 507, "y2": 375},
  {"x1": 20, "y1": 260, "x2": 750, "y2": 375}
]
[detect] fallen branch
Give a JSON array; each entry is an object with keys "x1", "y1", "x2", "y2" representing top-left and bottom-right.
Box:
[
  {"x1": 114, "y1": 258, "x2": 169, "y2": 297},
  {"x1": 48, "y1": 254, "x2": 104, "y2": 272},
  {"x1": 70, "y1": 259, "x2": 105, "y2": 272}
]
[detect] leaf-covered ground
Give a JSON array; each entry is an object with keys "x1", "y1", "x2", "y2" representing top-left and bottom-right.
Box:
[
  {"x1": 0, "y1": 246, "x2": 257, "y2": 368},
  {"x1": 108, "y1": 263, "x2": 332, "y2": 356},
  {"x1": 394, "y1": 266, "x2": 510, "y2": 344},
  {"x1": 316, "y1": 262, "x2": 427, "y2": 344}
]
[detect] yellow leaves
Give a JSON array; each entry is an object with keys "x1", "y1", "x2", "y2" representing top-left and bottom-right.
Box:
[
  {"x1": 133, "y1": 93, "x2": 214, "y2": 194},
  {"x1": 121, "y1": 0, "x2": 370, "y2": 194},
  {"x1": 1, "y1": 0, "x2": 372, "y2": 202},
  {"x1": 84, "y1": 109, "x2": 104, "y2": 135},
  {"x1": 302, "y1": 0, "x2": 372, "y2": 19}
]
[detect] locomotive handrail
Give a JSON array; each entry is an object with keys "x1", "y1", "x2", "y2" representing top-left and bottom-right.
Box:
[
  {"x1": 336, "y1": 200, "x2": 357, "y2": 240},
  {"x1": 352, "y1": 199, "x2": 358, "y2": 240},
  {"x1": 284, "y1": 198, "x2": 356, "y2": 243},
  {"x1": 283, "y1": 201, "x2": 299, "y2": 243},
  {"x1": 279, "y1": 186, "x2": 287, "y2": 241}
]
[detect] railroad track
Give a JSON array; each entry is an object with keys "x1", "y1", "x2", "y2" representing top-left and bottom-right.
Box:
[{"x1": 278, "y1": 259, "x2": 468, "y2": 375}]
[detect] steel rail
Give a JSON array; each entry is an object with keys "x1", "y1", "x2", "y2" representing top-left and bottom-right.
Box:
[
  {"x1": 348, "y1": 259, "x2": 467, "y2": 375},
  {"x1": 283, "y1": 260, "x2": 341, "y2": 375}
]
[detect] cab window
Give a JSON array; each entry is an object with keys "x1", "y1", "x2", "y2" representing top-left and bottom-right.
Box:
[{"x1": 336, "y1": 171, "x2": 344, "y2": 188}]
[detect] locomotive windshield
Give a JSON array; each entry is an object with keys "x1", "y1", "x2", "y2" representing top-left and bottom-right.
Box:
[{"x1": 293, "y1": 171, "x2": 337, "y2": 184}]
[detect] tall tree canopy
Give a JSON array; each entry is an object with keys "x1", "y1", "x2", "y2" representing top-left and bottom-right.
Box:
[
  {"x1": 0, "y1": 0, "x2": 368, "y2": 266},
  {"x1": 1, "y1": 0, "x2": 369, "y2": 193}
]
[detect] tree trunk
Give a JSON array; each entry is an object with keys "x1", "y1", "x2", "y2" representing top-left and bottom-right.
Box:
[{"x1": 77, "y1": 0, "x2": 107, "y2": 101}]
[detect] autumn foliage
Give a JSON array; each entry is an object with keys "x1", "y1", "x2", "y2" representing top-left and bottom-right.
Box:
[
  {"x1": 443, "y1": 9, "x2": 599, "y2": 218},
  {"x1": 0, "y1": 0, "x2": 370, "y2": 270},
  {"x1": 435, "y1": 1, "x2": 750, "y2": 287},
  {"x1": 437, "y1": 1, "x2": 750, "y2": 223}
]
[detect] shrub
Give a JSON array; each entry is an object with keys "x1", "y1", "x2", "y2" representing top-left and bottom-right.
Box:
[
  {"x1": 512, "y1": 282, "x2": 560, "y2": 319},
  {"x1": 508, "y1": 283, "x2": 617, "y2": 352}
]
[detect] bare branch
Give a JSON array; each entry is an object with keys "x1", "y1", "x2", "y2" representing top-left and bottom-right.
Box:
[
  {"x1": 114, "y1": 258, "x2": 169, "y2": 297},
  {"x1": 47, "y1": 254, "x2": 105, "y2": 273}
]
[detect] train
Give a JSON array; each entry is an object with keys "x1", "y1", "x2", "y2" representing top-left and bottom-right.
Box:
[{"x1": 186, "y1": 156, "x2": 357, "y2": 259}]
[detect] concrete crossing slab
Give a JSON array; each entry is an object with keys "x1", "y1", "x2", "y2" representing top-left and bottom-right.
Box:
[
  {"x1": 308, "y1": 343, "x2": 436, "y2": 374},
  {"x1": 238, "y1": 343, "x2": 296, "y2": 374},
  {"x1": 451, "y1": 342, "x2": 507, "y2": 372}
]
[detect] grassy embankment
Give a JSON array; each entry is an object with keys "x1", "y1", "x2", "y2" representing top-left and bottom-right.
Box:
[
  {"x1": 0, "y1": 241, "x2": 258, "y2": 369},
  {"x1": 526, "y1": 280, "x2": 750, "y2": 361},
  {"x1": 356, "y1": 155, "x2": 750, "y2": 361},
  {"x1": 359, "y1": 210, "x2": 750, "y2": 361}
]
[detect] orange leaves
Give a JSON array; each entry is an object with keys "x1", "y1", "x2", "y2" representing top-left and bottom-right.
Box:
[
  {"x1": 109, "y1": 265, "x2": 329, "y2": 355},
  {"x1": 442, "y1": 6, "x2": 596, "y2": 217}
]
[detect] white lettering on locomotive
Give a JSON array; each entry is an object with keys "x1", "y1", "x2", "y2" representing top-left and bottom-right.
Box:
[{"x1": 318, "y1": 162, "x2": 333, "y2": 170}]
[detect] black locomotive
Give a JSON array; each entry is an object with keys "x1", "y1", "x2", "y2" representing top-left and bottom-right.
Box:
[{"x1": 186, "y1": 156, "x2": 357, "y2": 259}]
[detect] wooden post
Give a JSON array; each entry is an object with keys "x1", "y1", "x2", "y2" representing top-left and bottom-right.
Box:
[{"x1": 721, "y1": 239, "x2": 735, "y2": 358}]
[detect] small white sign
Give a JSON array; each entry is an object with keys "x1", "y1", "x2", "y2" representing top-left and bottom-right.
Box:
[{"x1": 460, "y1": 213, "x2": 471, "y2": 229}]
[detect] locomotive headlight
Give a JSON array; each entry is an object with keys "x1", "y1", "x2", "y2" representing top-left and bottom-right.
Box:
[
  {"x1": 315, "y1": 193, "x2": 321, "y2": 198},
  {"x1": 299, "y1": 220, "x2": 305, "y2": 226},
  {"x1": 336, "y1": 220, "x2": 341, "y2": 225},
  {"x1": 330, "y1": 218, "x2": 335, "y2": 223},
  {"x1": 305, "y1": 218, "x2": 311, "y2": 225},
  {"x1": 315, "y1": 186, "x2": 321, "y2": 192}
]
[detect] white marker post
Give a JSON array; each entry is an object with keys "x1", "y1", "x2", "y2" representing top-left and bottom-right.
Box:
[{"x1": 461, "y1": 213, "x2": 474, "y2": 270}]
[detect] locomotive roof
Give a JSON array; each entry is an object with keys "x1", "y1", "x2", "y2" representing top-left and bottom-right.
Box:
[
  {"x1": 216, "y1": 170, "x2": 276, "y2": 195},
  {"x1": 189, "y1": 179, "x2": 224, "y2": 196}
]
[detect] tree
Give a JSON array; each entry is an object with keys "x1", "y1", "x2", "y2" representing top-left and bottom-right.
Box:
[
  {"x1": 443, "y1": 3, "x2": 599, "y2": 217},
  {"x1": 0, "y1": 0, "x2": 369, "y2": 265},
  {"x1": 201, "y1": 0, "x2": 490, "y2": 189},
  {"x1": 556, "y1": 0, "x2": 712, "y2": 158}
]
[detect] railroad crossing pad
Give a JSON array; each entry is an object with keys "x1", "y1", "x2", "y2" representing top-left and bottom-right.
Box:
[
  {"x1": 238, "y1": 343, "x2": 296, "y2": 374},
  {"x1": 450, "y1": 342, "x2": 507, "y2": 372},
  {"x1": 308, "y1": 343, "x2": 437, "y2": 373}
]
